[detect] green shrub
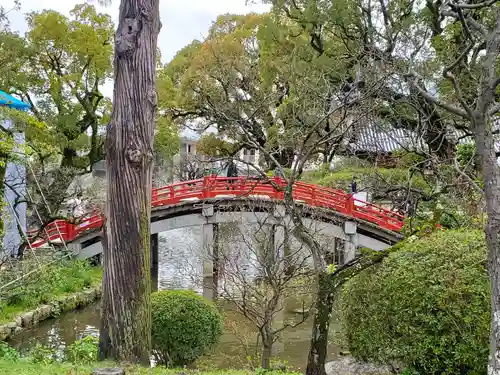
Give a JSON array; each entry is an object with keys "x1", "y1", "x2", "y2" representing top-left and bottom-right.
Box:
[
  {"x1": 66, "y1": 335, "x2": 98, "y2": 364},
  {"x1": 27, "y1": 343, "x2": 57, "y2": 364},
  {"x1": 151, "y1": 290, "x2": 224, "y2": 367},
  {"x1": 457, "y1": 143, "x2": 476, "y2": 169},
  {"x1": 340, "y1": 230, "x2": 490, "y2": 375},
  {"x1": 0, "y1": 342, "x2": 20, "y2": 362}
]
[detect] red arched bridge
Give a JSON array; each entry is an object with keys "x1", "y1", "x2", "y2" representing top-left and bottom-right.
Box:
[{"x1": 27, "y1": 176, "x2": 404, "y2": 248}]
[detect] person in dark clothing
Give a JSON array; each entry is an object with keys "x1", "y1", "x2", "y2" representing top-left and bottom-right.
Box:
[
  {"x1": 350, "y1": 177, "x2": 357, "y2": 194},
  {"x1": 226, "y1": 159, "x2": 238, "y2": 189},
  {"x1": 227, "y1": 160, "x2": 238, "y2": 178},
  {"x1": 194, "y1": 166, "x2": 204, "y2": 179}
]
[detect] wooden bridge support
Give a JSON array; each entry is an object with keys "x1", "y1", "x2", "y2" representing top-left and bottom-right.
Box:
[{"x1": 151, "y1": 233, "x2": 159, "y2": 292}]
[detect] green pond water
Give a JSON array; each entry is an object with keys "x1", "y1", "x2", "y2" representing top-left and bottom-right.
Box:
[
  {"x1": 8, "y1": 228, "x2": 344, "y2": 371},
  {"x1": 8, "y1": 301, "x2": 343, "y2": 371}
]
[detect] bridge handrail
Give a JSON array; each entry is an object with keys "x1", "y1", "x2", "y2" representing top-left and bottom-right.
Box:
[{"x1": 27, "y1": 176, "x2": 404, "y2": 247}]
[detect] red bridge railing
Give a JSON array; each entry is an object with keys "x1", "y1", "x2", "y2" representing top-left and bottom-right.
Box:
[{"x1": 27, "y1": 176, "x2": 404, "y2": 248}]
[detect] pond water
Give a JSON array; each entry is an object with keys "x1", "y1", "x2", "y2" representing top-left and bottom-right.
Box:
[{"x1": 8, "y1": 228, "x2": 344, "y2": 371}]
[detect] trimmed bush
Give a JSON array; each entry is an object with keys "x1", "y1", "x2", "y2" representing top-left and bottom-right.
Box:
[
  {"x1": 151, "y1": 290, "x2": 224, "y2": 366},
  {"x1": 340, "y1": 230, "x2": 490, "y2": 375}
]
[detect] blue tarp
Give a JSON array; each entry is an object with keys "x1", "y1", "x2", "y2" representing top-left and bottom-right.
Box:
[{"x1": 0, "y1": 90, "x2": 30, "y2": 110}]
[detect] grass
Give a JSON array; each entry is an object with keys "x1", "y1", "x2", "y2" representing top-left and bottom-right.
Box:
[
  {"x1": 0, "y1": 260, "x2": 102, "y2": 324},
  {"x1": 301, "y1": 167, "x2": 430, "y2": 194},
  {"x1": 0, "y1": 360, "x2": 302, "y2": 375}
]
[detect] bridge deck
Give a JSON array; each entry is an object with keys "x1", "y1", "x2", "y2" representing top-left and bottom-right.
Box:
[{"x1": 27, "y1": 176, "x2": 404, "y2": 248}]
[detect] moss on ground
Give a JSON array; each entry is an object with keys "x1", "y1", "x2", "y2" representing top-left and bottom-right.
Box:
[
  {"x1": 0, "y1": 260, "x2": 102, "y2": 323},
  {"x1": 0, "y1": 360, "x2": 301, "y2": 375}
]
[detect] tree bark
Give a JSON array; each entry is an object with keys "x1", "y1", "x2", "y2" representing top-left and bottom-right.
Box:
[
  {"x1": 304, "y1": 251, "x2": 390, "y2": 375},
  {"x1": 260, "y1": 326, "x2": 274, "y2": 370},
  {"x1": 261, "y1": 342, "x2": 272, "y2": 370},
  {"x1": 475, "y1": 114, "x2": 500, "y2": 374},
  {"x1": 99, "y1": 0, "x2": 161, "y2": 365},
  {"x1": 306, "y1": 272, "x2": 332, "y2": 375},
  {"x1": 473, "y1": 11, "x2": 500, "y2": 373}
]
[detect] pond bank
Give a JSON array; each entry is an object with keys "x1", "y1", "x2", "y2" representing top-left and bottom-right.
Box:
[
  {"x1": 0, "y1": 286, "x2": 101, "y2": 342},
  {"x1": 325, "y1": 356, "x2": 394, "y2": 375}
]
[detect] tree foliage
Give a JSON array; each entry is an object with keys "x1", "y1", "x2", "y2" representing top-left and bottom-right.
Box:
[
  {"x1": 154, "y1": 117, "x2": 180, "y2": 160},
  {"x1": 157, "y1": 11, "x2": 372, "y2": 170},
  {"x1": 151, "y1": 290, "x2": 224, "y2": 367},
  {"x1": 262, "y1": 0, "x2": 473, "y2": 160},
  {"x1": 340, "y1": 230, "x2": 490, "y2": 374},
  {"x1": 0, "y1": 3, "x2": 113, "y2": 220}
]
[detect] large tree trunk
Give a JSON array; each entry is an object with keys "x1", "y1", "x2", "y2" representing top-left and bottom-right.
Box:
[
  {"x1": 306, "y1": 272, "x2": 333, "y2": 375},
  {"x1": 475, "y1": 12, "x2": 500, "y2": 372},
  {"x1": 475, "y1": 114, "x2": 500, "y2": 374},
  {"x1": 99, "y1": 0, "x2": 161, "y2": 365}
]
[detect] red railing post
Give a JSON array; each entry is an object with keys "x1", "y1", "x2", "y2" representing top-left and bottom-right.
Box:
[
  {"x1": 202, "y1": 175, "x2": 211, "y2": 199},
  {"x1": 152, "y1": 188, "x2": 158, "y2": 205},
  {"x1": 345, "y1": 194, "x2": 354, "y2": 215},
  {"x1": 65, "y1": 221, "x2": 72, "y2": 241}
]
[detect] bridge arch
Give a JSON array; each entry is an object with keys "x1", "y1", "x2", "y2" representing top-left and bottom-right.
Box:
[{"x1": 26, "y1": 177, "x2": 404, "y2": 298}]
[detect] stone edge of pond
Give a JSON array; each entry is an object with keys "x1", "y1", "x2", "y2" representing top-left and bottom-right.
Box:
[
  {"x1": 325, "y1": 356, "x2": 399, "y2": 375},
  {"x1": 0, "y1": 285, "x2": 102, "y2": 342}
]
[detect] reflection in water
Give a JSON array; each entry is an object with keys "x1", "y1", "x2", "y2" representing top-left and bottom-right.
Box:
[
  {"x1": 158, "y1": 227, "x2": 203, "y2": 292},
  {"x1": 11, "y1": 303, "x2": 101, "y2": 357},
  {"x1": 8, "y1": 227, "x2": 341, "y2": 371}
]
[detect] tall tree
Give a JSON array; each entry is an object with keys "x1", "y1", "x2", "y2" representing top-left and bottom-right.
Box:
[
  {"x1": 0, "y1": 4, "x2": 113, "y2": 222},
  {"x1": 158, "y1": 13, "x2": 364, "y2": 170},
  {"x1": 158, "y1": 15, "x2": 392, "y2": 374},
  {"x1": 99, "y1": 0, "x2": 161, "y2": 364},
  {"x1": 263, "y1": 0, "x2": 465, "y2": 161},
  {"x1": 404, "y1": 2, "x2": 500, "y2": 372},
  {"x1": 157, "y1": 14, "x2": 298, "y2": 169}
]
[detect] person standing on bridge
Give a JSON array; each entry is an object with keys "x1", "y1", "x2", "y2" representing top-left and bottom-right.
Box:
[
  {"x1": 227, "y1": 159, "x2": 238, "y2": 190},
  {"x1": 350, "y1": 176, "x2": 358, "y2": 194},
  {"x1": 274, "y1": 167, "x2": 283, "y2": 179}
]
